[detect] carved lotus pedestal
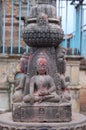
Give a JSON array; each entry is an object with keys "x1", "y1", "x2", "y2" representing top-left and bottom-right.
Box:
[{"x1": 12, "y1": 102, "x2": 71, "y2": 122}]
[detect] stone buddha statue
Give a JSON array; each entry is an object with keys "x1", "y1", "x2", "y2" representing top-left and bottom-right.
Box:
[{"x1": 23, "y1": 57, "x2": 60, "y2": 104}]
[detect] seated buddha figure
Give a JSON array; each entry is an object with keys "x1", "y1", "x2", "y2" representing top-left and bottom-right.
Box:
[{"x1": 23, "y1": 57, "x2": 60, "y2": 104}]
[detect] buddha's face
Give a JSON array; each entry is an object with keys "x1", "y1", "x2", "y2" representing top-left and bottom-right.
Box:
[
  {"x1": 38, "y1": 65, "x2": 46, "y2": 75},
  {"x1": 37, "y1": 58, "x2": 47, "y2": 75}
]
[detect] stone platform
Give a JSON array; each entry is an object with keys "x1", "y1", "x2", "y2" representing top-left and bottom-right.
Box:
[
  {"x1": 0, "y1": 112, "x2": 86, "y2": 130},
  {"x1": 12, "y1": 103, "x2": 71, "y2": 122}
]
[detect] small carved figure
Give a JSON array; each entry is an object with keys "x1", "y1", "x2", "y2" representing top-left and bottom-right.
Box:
[
  {"x1": 12, "y1": 53, "x2": 30, "y2": 103},
  {"x1": 23, "y1": 57, "x2": 60, "y2": 104},
  {"x1": 55, "y1": 47, "x2": 71, "y2": 102},
  {"x1": 54, "y1": 72, "x2": 71, "y2": 103},
  {"x1": 19, "y1": 52, "x2": 30, "y2": 74},
  {"x1": 12, "y1": 74, "x2": 29, "y2": 103},
  {"x1": 37, "y1": 13, "x2": 48, "y2": 26},
  {"x1": 60, "y1": 74, "x2": 71, "y2": 102},
  {"x1": 56, "y1": 47, "x2": 67, "y2": 74}
]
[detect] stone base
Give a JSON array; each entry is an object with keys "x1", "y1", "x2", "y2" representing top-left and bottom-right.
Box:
[
  {"x1": 0, "y1": 112, "x2": 86, "y2": 130},
  {"x1": 12, "y1": 102, "x2": 71, "y2": 122}
]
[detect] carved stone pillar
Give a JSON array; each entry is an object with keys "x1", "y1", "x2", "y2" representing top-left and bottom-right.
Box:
[{"x1": 66, "y1": 56, "x2": 83, "y2": 112}]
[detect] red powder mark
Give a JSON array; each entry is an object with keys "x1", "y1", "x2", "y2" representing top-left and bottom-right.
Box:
[{"x1": 38, "y1": 58, "x2": 47, "y2": 66}]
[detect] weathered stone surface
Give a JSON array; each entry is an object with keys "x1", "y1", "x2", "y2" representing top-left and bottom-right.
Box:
[
  {"x1": 66, "y1": 56, "x2": 83, "y2": 113},
  {"x1": 12, "y1": 103, "x2": 71, "y2": 122},
  {"x1": 0, "y1": 113, "x2": 86, "y2": 130},
  {"x1": 80, "y1": 88, "x2": 86, "y2": 112},
  {"x1": 23, "y1": 17, "x2": 63, "y2": 47},
  {"x1": 23, "y1": 0, "x2": 63, "y2": 47},
  {"x1": 12, "y1": 0, "x2": 72, "y2": 124},
  {"x1": 71, "y1": 88, "x2": 81, "y2": 113},
  {"x1": 66, "y1": 56, "x2": 82, "y2": 86},
  {"x1": 0, "y1": 55, "x2": 85, "y2": 114},
  {"x1": 30, "y1": 4, "x2": 56, "y2": 18},
  {"x1": 0, "y1": 55, "x2": 21, "y2": 111},
  {"x1": 0, "y1": 90, "x2": 10, "y2": 111}
]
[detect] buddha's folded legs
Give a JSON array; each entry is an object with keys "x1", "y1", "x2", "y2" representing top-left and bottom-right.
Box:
[{"x1": 23, "y1": 94, "x2": 60, "y2": 103}]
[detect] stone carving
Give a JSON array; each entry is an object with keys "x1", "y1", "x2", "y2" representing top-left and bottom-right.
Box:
[
  {"x1": 37, "y1": 13, "x2": 48, "y2": 26},
  {"x1": 0, "y1": 0, "x2": 86, "y2": 130},
  {"x1": 56, "y1": 47, "x2": 67, "y2": 74},
  {"x1": 12, "y1": 53, "x2": 30, "y2": 103},
  {"x1": 12, "y1": 0, "x2": 72, "y2": 122},
  {"x1": 23, "y1": 5, "x2": 64, "y2": 47},
  {"x1": 13, "y1": 103, "x2": 71, "y2": 122},
  {"x1": 23, "y1": 56, "x2": 60, "y2": 104},
  {"x1": 19, "y1": 52, "x2": 30, "y2": 74},
  {"x1": 12, "y1": 74, "x2": 27, "y2": 103}
]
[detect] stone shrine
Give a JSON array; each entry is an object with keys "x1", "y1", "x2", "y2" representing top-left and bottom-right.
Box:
[
  {"x1": 12, "y1": 0, "x2": 71, "y2": 122},
  {"x1": 0, "y1": 0, "x2": 86, "y2": 130}
]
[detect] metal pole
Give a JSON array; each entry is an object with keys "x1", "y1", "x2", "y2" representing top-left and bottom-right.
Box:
[
  {"x1": 27, "y1": 0, "x2": 30, "y2": 15},
  {"x1": 0, "y1": 0, "x2": 3, "y2": 47},
  {"x1": 56, "y1": 0, "x2": 58, "y2": 16},
  {"x1": 60, "y1": 0, "x2": 62, "y2": 16},
  {"x1": 3, "y1": 0, "x2": 6, "y2": 54},
  {"x1": 65, "y1": 0, "x2": 68, "y2": 48},
  {"x1": 26, "y1": 0, "x2": 30, "y2": 53},
  {"x1": 58, "y1": 0, "x2": 60, "y2": 16},
  {"x1": 10, "y1": 0, "x2": 14, "y2": 54},
  {"x1": 72, "y1": 6, "x2": 76, "y2": 54},
  {"x1": 81, "y1": 8, "x2": 85, "y2": 56},
  {"x1": 18, "y1": 0, "x2": 22, "y2": 54},
  {"x1": 75, "y1": 5, "x2": 82, "y2": 55},
  {"x1": 80, "y1": 6, "x2": 83, "y2": 55}
]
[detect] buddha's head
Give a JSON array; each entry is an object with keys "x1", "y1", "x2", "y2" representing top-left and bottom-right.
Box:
[{"x1": 36, "y1": 57, "x2": 48, "y2": 75}]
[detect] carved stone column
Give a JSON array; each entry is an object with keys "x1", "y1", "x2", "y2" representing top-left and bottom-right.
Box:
[{"x1": 66, "y1": 56, "x2": 83, "y2": 112}]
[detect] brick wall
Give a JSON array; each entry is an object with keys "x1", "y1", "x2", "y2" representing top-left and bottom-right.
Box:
[
  {"x1": 1, "y1": 0, "x2": 27, "y2": 53},
  {"x1": 6, "y1": 0, "x2": 18, "y2": 46},
  {"x1": 1, "y1": 0, "x2": 38, "y2": 54}
]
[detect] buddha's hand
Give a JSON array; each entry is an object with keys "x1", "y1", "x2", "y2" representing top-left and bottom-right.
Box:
[{"x1": 38, "y1": 90, "x2": 48, "y2": 96}]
